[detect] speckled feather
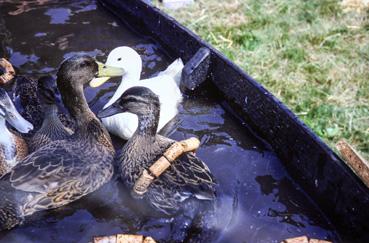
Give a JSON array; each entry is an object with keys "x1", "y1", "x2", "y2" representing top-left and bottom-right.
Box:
[
  {"x1": 15, "y1": 76, "x2": 75, "y2": 134},
  {"x1": 0, "y1": 132, "x2": 28, "y2": 178},
  {"x1": 10, "y1": 118, "x2": 114, "y2": 216},
  {"x1": 28, "y1": 116, "x2": 73, "y2": 152},
  {"x1": 118, "y1": 134, "x2": 216, "y2": 215}
]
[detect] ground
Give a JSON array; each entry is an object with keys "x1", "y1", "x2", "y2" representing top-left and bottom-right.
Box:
[{"x1": 154, "y1": 0, "x2": 369, "y2": 160}]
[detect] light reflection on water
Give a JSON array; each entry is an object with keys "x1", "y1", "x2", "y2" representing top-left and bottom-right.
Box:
[{"x1": 0, "y1": 0, "x2": 339, "y2": 242}]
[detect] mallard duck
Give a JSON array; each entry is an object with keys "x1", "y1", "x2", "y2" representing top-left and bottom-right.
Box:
[
  {"x1": 15, "y1": 76, "x2": 75, "y2": 134},
  {"x1": 98, "y1": 86, "x2": 216, "y2": 216},
  {"x1": 28, "y1": 76, "x2": 73, "y2": 152},
  {"x1": 0, "y1": 55, "x2": 124, "y2": 230},
  {"x1": 90, "y1": 46, "x2": 183, "y2": 140},
  {"x1": 0, "y1": 88, "x2": 33, "y2": 177}
]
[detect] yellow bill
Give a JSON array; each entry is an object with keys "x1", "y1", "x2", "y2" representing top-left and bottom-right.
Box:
[{"x1": 89, "y1": 61, "x2": 125, "y2": 88}]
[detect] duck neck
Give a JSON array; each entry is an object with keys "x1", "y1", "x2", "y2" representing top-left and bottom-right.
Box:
[
  {"x1": 0, "y1": 117, "x2": 16, "y2": 161},
  {"x1": 63, "y1": 84, "x2": 95, "y2": 125},
  {"x1": 105, "y1": 69, "x2": 141, "y2": 108},
  {"x1": 41, "y1": 104, "x2": 60, "y2": 123},
  {"x1": 60, "y1": 83, "x2": 110, "y2": 144},
  {"x1": 136, "y1": 106, "x2": 160, "y2": 137}
]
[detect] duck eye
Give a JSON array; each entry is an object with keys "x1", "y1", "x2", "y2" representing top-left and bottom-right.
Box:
[
  {"x1": 117, "y1": 58, "x2": 122, "y2": 61},
  {"x1": 79, "y1": 61, "x2": 90, "y2": 68}
]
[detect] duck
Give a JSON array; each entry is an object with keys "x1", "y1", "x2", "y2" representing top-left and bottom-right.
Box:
[
  {"x1": 0, "y1": 55, "x2": 124, "y2": 230},
  {"x1": 15, "y1": 76, "x2": 75, "y2": 134},
  {"x1": 98, "y1": 86, "x2": 216, "y2": 216},
  {"x1": 90, "y1": 46, "x2": 183, "y2": 140},
  {"x1": 0, "y1": 88, "x2": 33, "y2": 177},
  {"x1": 27, "y1": 76, "x2": 73, "y2": 152}
]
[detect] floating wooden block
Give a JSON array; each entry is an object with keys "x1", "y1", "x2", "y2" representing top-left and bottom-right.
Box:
[
  {"x1": 94, "y1": 235, "x2": 117, "y2": 243},
  {"x1": 282, "y1": 236, "x2": 309, "y2": 243},
  {"x1": 93, "y1": 234, "x2": 156, "y2": 243},
  {"x1": 143, "y1": 237, "x2": 156, "y2": 243},
  {"x1": 117, "y1": 234, "x2": 144, "y2": 243},
  {"x1": 309, "y1": 239, "x2": 332, "y2": 243},
  {"x1": 282, "y1": 236, "x2": 332, "y2": 243}
]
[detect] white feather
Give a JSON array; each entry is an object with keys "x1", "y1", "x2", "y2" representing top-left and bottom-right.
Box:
[{"x1": 102, "y1": 47, "x2": 183, "y2": 140}]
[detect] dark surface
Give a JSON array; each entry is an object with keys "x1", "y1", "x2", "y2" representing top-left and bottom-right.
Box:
[
  {"x1": 0, "y1": 0, "x2": 357, "y2": 242},
  {"x1": 180, "y1": 47, "x2": 211, "y2": 93},
  {"x1": 98, "y1": 0, "x2": 369, "y2": 242}
]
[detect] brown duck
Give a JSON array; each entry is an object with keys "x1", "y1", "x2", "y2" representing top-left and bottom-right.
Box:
[{"x1": 0, "y1": 55, "x2": 124, "y2": 231}]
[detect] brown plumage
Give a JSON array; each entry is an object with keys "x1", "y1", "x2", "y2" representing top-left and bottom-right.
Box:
[
  {"x1": 27, "y1": 76, "x2": 73, "y2": 152},
  {"x1": 0, "y1": 55, "x2": 122, "y2": 231},
  {"x1": 0, "y1": 132, "x2": 28, "y2": 177},
  {"x1": 98, "y1": 86, "x2": 216, "y2": 216}
]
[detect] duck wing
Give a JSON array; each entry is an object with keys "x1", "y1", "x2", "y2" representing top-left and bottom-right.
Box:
[
  {"x1": 164, "y1": 152, "x2": 216, "y2": 198},
  {"x1": 153, "y1": 136, "x2": 216, "y2": 200},
  {"x1": 9, "y1": 141, "x2": 85, "y2": 194},
  {"x1": 148, "y1": 152, "x2": 216, "y2": 215}
]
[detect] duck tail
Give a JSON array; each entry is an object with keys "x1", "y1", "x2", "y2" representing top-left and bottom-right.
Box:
[
  {"x1": 0, "y1": 181, "x2": 24, "y2": 231},
  {"x1": 159, "y1": 58, "x2": 184, "y2": 86}
]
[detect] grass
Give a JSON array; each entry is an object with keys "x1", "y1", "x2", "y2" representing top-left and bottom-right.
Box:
[{"x1": 154, "y1": 0, "x2": 369, "y2": 159}]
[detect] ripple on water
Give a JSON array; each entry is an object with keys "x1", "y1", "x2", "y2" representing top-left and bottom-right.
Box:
[{"x1": 0, "y1": 0, "x2": 339, "y2": 242}]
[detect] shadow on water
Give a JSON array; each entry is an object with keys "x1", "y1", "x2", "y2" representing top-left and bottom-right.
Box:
[{"x1": 0, "y1": 0, "x2": 340, "y2": 242}]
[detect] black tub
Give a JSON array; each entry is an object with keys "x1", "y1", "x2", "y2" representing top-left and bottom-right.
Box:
[
  {"x1": 0, "y1": 0, "x2": 368, "y2": 242},
  {"x1": 97, "y1": 0, "x2": 369, "y2": 242}
]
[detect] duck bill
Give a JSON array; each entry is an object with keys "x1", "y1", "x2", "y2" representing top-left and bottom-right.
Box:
[
  {"x1": 89, "y1": 61, "x2": 125, "y2": 88},
  {"x1": 6, "y1": 109, "x2": 33, "y2": 133},
  {"x1": 98, "y1": 104, "x2": 126, "y2": 118}
]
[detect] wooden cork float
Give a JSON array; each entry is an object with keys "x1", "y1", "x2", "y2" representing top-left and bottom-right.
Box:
[
  {"x1": 93, "y1": 234, "x2": 156, "y2": 243},
  {"x1": 132, "y1": 137, "x2": 200, "y2": 197},
  {"x1": 0, "y1": 58, "x2": 15, "y2": 84}
]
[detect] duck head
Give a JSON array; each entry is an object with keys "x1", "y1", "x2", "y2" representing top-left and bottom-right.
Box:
[
  {"x1": 0, "y1": 88, "x2": 33, "y2": 133},
  {"x1": 89, "y1": 46, "x2": 141, "y2": 88},
  {"x1": 57, "y1": 55, "x2": 124, "y2": 90},
  {"x1": 57, "y1": 55, "x2": 124, "y2": 116},
  {"x1": 98, "y1": 86, "x2": 159, "y2": 135},
  {"x1": 98, "y1": 86, "x2": 159, "y2": 118}
]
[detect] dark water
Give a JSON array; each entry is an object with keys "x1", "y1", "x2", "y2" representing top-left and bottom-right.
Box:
[{"x1": 0, "y1": 1, "x2": 339, "y2": 242}]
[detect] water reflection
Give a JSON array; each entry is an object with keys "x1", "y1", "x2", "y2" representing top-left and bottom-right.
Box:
[
  {"x1": 0, "y1": 0, "x2": 340, "y2": 242},
  {"x1": 45, "y1": 8, "x2": 71, "y2": 24}
]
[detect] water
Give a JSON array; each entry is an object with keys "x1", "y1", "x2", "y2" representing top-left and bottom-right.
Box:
[{"x1": 0, "y1": 1, "x2": 339, "y2": 242}]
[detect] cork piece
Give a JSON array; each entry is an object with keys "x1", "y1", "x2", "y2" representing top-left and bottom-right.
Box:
[
  {"x1": 117, "y1": 234, "x2": 144, "y2": 243},
  {"x1": 94, "y1": 235, "x2": 117, "y2": 243},
  {"x1": 132, "y1": 169, "x2": 155, "y2": 196},
  {"x1": 143, "y1": 237, "x2": 156, "y2": 243},
  {"x1": 309, "y1": 239, "x2": 332, "y2": 243},
  {"x1": 282, "y1": 236, "x2": 332, "y2": 243},
  {"x1": 336, "y1": 140, "x2": 369, "y2": 188},
  {"x1": 0, "y1": 58, "x2": 15, "y2": 84},
  {"x1": 282, "y1": 236, "x2": 309, "y2": 243},
  {"x1": 93, "y1": 234, "x2": 156, "y2": 243},
  {"x1": 149, "y1": 157, "x2": 172, "y2": 178},
  {"x1": 133, "y1": 137, "x2": 200, "y2": 196}
]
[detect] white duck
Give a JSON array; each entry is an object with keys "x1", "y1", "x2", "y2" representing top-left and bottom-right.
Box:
[{"x1": 90, "y1": 46, "x2": 183, "y2": 140}]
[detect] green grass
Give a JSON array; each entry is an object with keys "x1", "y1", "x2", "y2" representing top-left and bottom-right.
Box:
[{"x1": 154, "y1": 0, "x2": 369, "y2": 159}]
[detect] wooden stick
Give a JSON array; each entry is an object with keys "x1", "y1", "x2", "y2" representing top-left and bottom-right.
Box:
[
  {"x1": 93, "y1": 234, "x2": 156, "y2": 243},
  {"x1": 132, "y1": 137, "x2": 200, "y2": 197},
  {"x1": 336, "y1": 140, "x2": 369, "y2": 188},
  {"x1": 0, "y1": 58, "x2": 15, "y2": 84},
  {"x1": 282, "y1": 236, "x2": 332, "y2": 243}
]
